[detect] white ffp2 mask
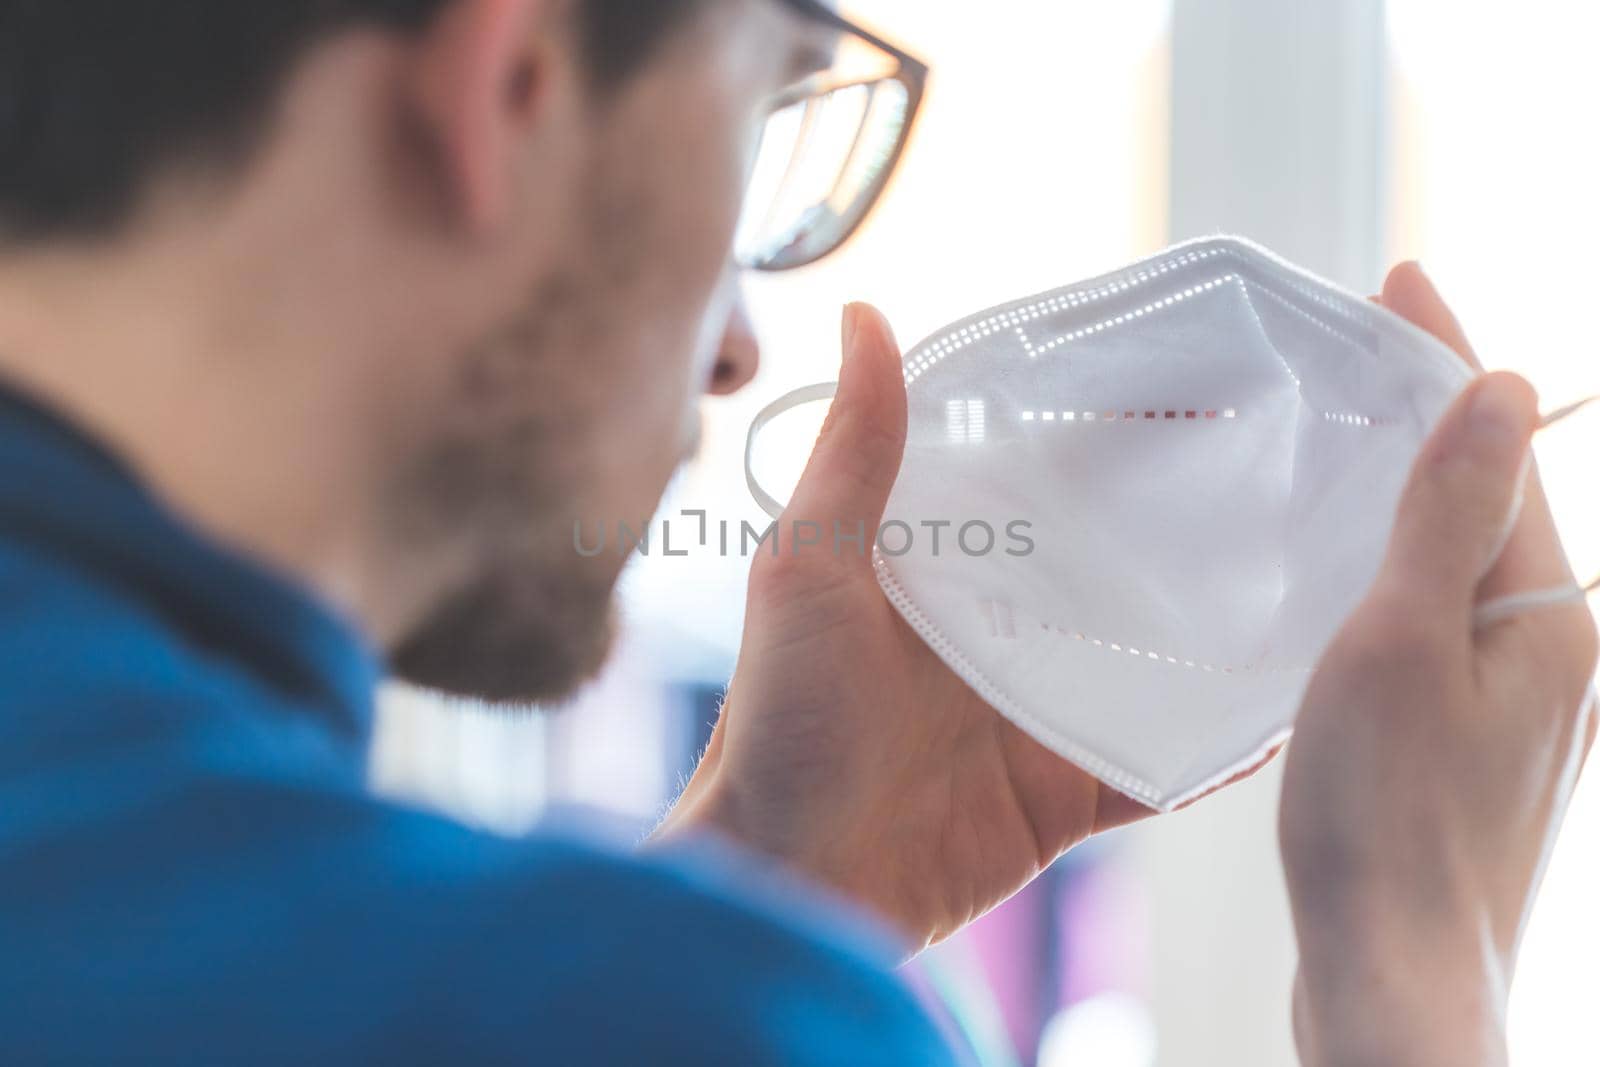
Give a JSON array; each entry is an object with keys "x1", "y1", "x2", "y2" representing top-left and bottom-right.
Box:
[{"x1": 746, "y1": 236, "x2": 1584, "y2": 811}]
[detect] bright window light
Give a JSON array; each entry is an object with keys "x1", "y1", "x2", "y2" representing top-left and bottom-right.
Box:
[{"x1": 1390, "y1": 4, "x2": 1600, "y2": 1063}]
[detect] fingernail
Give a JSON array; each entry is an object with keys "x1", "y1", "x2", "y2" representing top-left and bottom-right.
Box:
[{"x1": 842, "y1": 303, "x2": 861, "y2": 357}]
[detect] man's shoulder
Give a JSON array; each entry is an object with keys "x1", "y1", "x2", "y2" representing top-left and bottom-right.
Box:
[
  {"x1": 303, "y1": 805, "x2": 961, "y2": 1063},
  {"x1": 3, "y1": 776, "x2": 957, "y2": 1064},
  {"x1": 350, "y1": 811, "x2": 958, "y2": 1063},
  {"x1": 0, "y1": 535, "x2": 955, "y2": 1062}
]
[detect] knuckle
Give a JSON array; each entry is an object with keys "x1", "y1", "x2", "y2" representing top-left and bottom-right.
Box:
[
  {"x1": 747, "y1": 543, "x2": 845, "y2": 603},
  {"x1": 1331, "y1": 625, "x2": 1428, "y2": 687},
  {"x1": 1346, "y1": 588, "x2": 1446, "y2": 666},
  {"x1": 1543, "y1": 604, "x2": 1597, "y2": 681},
  {"x1": 1503, "y1": 606, "x2": 1599, "y2": 715},
  {"x1": 747, "y1": 548, "x2": 801, "y2": 596}
]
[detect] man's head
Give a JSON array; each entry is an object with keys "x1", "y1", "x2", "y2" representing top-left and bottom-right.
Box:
[
  {"x1": 0, "y1": 1, "x2": 721, "y2": 241},
  {"x1": 0, "y1": 0, "x2": 844, "y2": 703}
]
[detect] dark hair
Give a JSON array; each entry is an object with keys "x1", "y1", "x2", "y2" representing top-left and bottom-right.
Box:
[{"x1": 0, "y1": 0, "x2": 702, "y2": 242}]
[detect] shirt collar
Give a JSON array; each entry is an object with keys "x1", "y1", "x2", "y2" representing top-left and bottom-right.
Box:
[{"x1": 0, "y1": 381, "x2": 381, "y2": 738}]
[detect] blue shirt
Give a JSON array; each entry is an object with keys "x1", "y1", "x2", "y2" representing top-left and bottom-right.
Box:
[{"x1": 0, "y1": 385, "x2": 957, "y2": 1065}]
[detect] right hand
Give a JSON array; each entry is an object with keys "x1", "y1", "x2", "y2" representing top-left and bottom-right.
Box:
[
  {"x1": 660, "y1": 304, "x2": 1167, "y2": 952},
  {"x1": 1279, "y1": 265, "x2": 1599, "y2": 1067}
]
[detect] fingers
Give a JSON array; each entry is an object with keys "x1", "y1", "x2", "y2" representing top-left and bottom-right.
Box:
[
  {"x1": 1378, "y1": 262, "x2": 1575, "y2": 601},
  {"x1": 1475, "y1": 467, "x2": 1578, "y2": 605},
  {"x1": 1381, "y1": 262, "x2": 1483, "y2": 372},
  {"x1": 781, "y1": 304, "x2": 907, "y2": 567},
  {"x1": 1377, "y1": 373, "x2": 1540, "y2": 618},
  {"x1": 1093, "y1": 786, "x2": 1158, "y2": 832}
]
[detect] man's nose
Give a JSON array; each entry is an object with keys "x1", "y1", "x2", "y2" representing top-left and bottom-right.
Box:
[{"x1": 707, "y1": 292, "x2": 761, "y2": 396}]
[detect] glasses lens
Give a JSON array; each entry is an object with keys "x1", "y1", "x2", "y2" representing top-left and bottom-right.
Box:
[{"x1": 736, "y1": 77, "x2": 911, "y2": 271}]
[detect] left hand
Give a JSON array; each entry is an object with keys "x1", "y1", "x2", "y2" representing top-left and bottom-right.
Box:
[
  {"x1": 1280, "y1": 265, "x2": 1598, "y2": 1065},
  {"x1": 659, "y1": 303, "x2": 1258, "y2": 950}
]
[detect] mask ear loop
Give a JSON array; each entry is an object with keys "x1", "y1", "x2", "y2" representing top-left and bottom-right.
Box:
[
  {"x1": 744, "y1": 382, "x2": 839, "y2": 521},
  {"x1": 1474, "y1": 394, "x2": 1600, "y2": 630}
]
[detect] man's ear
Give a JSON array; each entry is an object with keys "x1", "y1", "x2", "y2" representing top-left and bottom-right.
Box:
[{"x1": 409, "y1": 0, "x2": 547, "y2": 233}]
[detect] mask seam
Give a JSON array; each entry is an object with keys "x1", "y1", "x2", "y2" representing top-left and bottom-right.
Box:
[
  {"x1": 900, "y1": 238, "x2": 1474, "y2": 393},
  {"x1": 870, "y1": 552, "x2": 1166, "y2": 807},
  {"x1": 1244, "y1": 282, "x2": 1408, "y2": 427},
  {"x1": 873, "y1": 554, "x2": 1308, "y2": 810},
  {"x1": 1014, "y1": 272, "x2": 1238, "y2": 360},
  {"x1": 1016, "y1": 270, "x2": 1402, "y2": 429},
  {"x1": 903, "y1": 245, "x2": 1234, "y2": 387},
  {"x1": 1038, "y1": 621, "x2": 1315, "y2": 677},
  {"x1": 1215, "y1": 240, "x2": 1475, "y2": 386}
]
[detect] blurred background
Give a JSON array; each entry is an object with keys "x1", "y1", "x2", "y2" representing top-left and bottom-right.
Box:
[{"x1": 372, "y1": 1, "x2": 1600, "y2": 1063}]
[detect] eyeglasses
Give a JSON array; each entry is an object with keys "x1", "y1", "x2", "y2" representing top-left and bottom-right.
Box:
[{"x1": 735, "y1": 1, "x2": 928, "y2": 272}]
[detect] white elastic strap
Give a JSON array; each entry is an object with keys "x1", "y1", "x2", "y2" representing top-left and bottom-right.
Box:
[
  {"x1": 1472, "y1": 396, "x2": 1600, "y2": 630},
  {"x1": 744, "y1": 382, "x2": 839, "y2": 520},
  {"x1": 1474, "y1": 578, "x2": 1599, "y2": 631},
  {"x1": 1541, "y1": 393, "x2": 1598, "y2": 429},
  {"x1": 1483, "y1": 389, "x2": 1588, "y2": 579},
  {"x1": 1474, "y1": 394, "x2": 1600, "y2": 629}
]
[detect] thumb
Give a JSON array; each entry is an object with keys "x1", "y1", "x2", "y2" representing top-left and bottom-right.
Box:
[
  {"x1": 783, "y1": 303, "x2": 908, "y2": 565},
  {"x1": 1379, "y1": 371, "x2": 1540, "y2": 612}
]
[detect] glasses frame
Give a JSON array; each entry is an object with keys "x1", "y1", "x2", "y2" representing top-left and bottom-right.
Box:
[{"x1": 745, "y1": 0, "x2": 930, "y2": 271}]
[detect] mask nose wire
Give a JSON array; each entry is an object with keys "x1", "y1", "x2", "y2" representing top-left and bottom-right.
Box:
[
  {"x1": 1474, "y1": 392, "x2": 1600, "y2": 630},
  {"x1": 744, "y1": 382, "x2": 840, "y2": 521}
]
